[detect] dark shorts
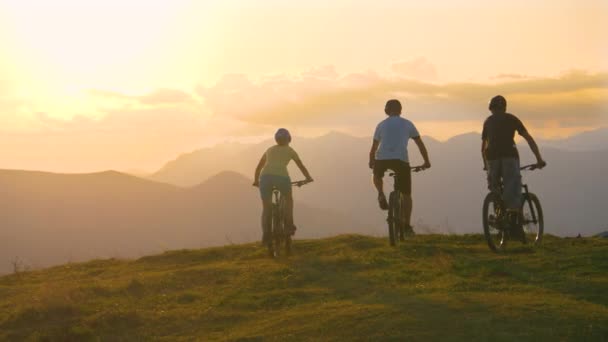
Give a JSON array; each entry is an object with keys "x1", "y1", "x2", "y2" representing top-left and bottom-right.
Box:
[
  {"x1": 373, "y1": 159, "x2": 412, "y2": 195},
  {"x1": 259, "y1": 174, "x2": 292, "y2": 201}
]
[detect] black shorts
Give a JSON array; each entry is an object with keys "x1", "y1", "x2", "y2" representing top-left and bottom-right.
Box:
[{"x1": 373, "y1": 159, "x2": 412, "y2": 195}]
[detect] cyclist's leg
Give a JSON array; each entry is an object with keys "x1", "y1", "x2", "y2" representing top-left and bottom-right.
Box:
[
  {"x1": 501, "y1": 158, "x2": 522, "y2": 210},
  {"x1": 486, "y1": 159, "x2": 502, "y2": 195},
  {"x1": 372, "y1": 160, "x2": 389, "y2": 210},
  {"x1": 259, "y1": 175, "x2": 274, "y2": 243},
  {"x1": 502, "y1": 158, "x2": 525, "y2": 240},
  {"x1": 394, "y1": 161, "x2": 413, "y2": 229}
]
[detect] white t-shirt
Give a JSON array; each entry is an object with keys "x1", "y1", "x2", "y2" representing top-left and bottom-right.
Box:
[{"x1": 373, "y1": 116, "x2": 420, "y2": 162}]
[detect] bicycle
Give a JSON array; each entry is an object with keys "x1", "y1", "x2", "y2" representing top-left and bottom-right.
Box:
[
  {"x1": 387, "y1": 166, "x2": 425, "y2": 246},
  {"x1": 482, "y1": 164, "x2": 544, "y2": 252},
  {"x1": 267, "y1": 180, "x2": 311, "y2": 258}
]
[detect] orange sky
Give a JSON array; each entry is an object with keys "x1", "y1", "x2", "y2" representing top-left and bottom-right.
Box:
[{"x1": 0, "y1": 0, "x2": 606, "y2": 172}]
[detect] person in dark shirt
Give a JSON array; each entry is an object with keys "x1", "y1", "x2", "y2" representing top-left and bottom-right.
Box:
[{"x1": 481, "y1": 95, "x2": 546, "y2": 214}]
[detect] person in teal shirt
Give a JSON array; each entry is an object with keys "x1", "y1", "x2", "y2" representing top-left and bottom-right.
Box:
[{"x1": 253, "y1": 128, "x2": 313, "y2": 244}]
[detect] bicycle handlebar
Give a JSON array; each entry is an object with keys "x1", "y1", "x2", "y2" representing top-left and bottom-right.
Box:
[
  {"x1": 520, "y1": 164, "x2": 540, "y2": 171},
  {"x1": 389, "y1": 166, "x2": 427, "y2": 177},
  {"x1": 291, "y1": 180, "x2": 313, "y2": 187},
  {"x1": 410, "y1": 166, "x2": 426, "y2": 173}
]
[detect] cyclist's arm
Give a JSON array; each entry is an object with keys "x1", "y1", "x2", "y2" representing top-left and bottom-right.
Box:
[
  {"x1": 481, "y1": 139, "x2": 488, "y2": 170},
  {"x1": 412, "y1": 136, "x2": 431, "y2": 168},
  {"x1": 520, "y1": 131, "x2": 546, "y2": 167},
  {"x1": 369, "y1": 139, "x2": 379, "y2": 168},
  {"x1": 253, "y1": 154, "x2": 267, "y2": 185},
  {"x1": 294, "y1": 159, "x2": 313, "y2": 182}
]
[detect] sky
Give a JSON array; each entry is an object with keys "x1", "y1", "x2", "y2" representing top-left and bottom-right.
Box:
[{"x1": 0, "y1": 0, "x2": 606, "y2": 172}]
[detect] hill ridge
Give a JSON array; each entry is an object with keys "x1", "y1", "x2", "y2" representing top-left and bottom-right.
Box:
[{"x1": 1, "y1": 234, "x2": 606, "y2": 340}]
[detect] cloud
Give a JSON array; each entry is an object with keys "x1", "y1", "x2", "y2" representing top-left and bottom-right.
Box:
[
  {"x1": 491, "y1": 73, "x2": 531, "y2": 80},
  {"x1": 138, "y1": 89, "x2": 197, "y2": 106},
  {"x1": 301, "y1": 65, "x2": 339, "y2": 80},
  {"x1": 0, "y1": 87, "x2": 232, "y2": 172},
  {"x1": 0, "y1": 69, "x2": 606, "y2": 172},
  {"x1": 197, "y1": 70, "x2": 608, "y2": 131},
  {"x1": 89, "y1": 88, "x2": 197, "y2": 106},
  {"x1": 391, "y1": 57, "x2": 438, "y2": 81}
]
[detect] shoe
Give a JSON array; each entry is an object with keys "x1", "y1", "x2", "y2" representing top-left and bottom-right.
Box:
[
  {"x1": 508, "y1": 212, "x2": 526, "y2": 244},
  {"x1": 287, "y1": 224, "x2": 297, "y2": 236},
  {"x1": 515, "y1": 225, "x2": 527, "y2": 244},
  {"x1": 378, "y1": 193, "x2": 389, "y2": 210},
  {"x1": 404, "y1": 225, "x2": 415, "y2": 237}
]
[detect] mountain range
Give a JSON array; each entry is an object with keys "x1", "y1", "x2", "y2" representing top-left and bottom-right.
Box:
[
  {"x1": 150, "y1": 128, "x2": 608, "y2": 238},
  {"x1": 0, "y1": 170, "x2": 356, "y2": 275}
]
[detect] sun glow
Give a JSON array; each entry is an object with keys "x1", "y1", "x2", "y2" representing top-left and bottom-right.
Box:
[{"x1": 0, "y1": 1, "x2": 207, "y2": 117}]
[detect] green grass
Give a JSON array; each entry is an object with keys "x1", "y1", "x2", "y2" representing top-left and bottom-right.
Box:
[{"x1": 1, "y1": 234, "x2": 607, "y2": 341}]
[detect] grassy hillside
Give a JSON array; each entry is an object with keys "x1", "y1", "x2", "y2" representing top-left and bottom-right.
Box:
[{"x1": 1, "y1": 235, "x2": 607, "y2": 341}]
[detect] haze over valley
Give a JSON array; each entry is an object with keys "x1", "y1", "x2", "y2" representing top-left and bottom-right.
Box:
[{"x1": 2, "y1": 128, "x2": 606, "y2": 274}]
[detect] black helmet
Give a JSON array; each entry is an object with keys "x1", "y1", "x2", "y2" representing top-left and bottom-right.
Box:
[
  {"x1": 274, "y1": 128, "x2": 292, "y2": 144},
  {"x1": 489, "y1": 95, "x2": 507, "y2": 111},
  {"x1": 384, "y1": 99, "x2": 402, "y2": 115}
]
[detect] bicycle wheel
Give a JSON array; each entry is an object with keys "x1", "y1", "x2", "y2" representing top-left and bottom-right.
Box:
[
  {"x1": 483, "y1": 192, "x2": 507, "y2": 252},
  {"x1": 396, "y1": 193, "x2": 405, "y2": 242},
  {"x1": 269, "y1": 204, "x2": 280, "y2": 258},
  {"x1": 279, "y1": 196, "x2": 292, "y2": 256},
  {"x1": 521, "y1": 193, "x2": 544, "y2": 246},
  {"x1": 387, "y1": 191, "x2": 398, "y2": 246}
]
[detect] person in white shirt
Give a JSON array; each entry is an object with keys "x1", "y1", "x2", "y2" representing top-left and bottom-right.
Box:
[{"x1": 368, "y1": 99, "x2": 431, "y2": 235}]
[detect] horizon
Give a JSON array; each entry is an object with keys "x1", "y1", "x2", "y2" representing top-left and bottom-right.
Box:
[{"x1": 0, "y1": 125, "x2": 606, "y2": 176}]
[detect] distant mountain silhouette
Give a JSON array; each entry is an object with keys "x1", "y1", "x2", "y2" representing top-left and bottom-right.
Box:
[
  {"x1": 150, "y1": 129, "x2": 608, "y2": 238},
  {"x1": 0, "y1": 169, "x2": 357, "y2": 274},
  {"x1": 541, "y1": 127, "x2": 608, "y2": 151}
]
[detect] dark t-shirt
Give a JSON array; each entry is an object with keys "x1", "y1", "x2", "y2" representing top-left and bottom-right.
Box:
[{"x1": 482, "y1": 113, "x2": 528, "y2": 160}]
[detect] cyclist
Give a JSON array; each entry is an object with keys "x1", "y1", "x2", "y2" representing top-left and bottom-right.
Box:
[
  {"x1": 482, "y1": 95, "x2": 546, "y2": 240},
  {"x1": 369, "y1": 99, "x2": 431, "y2": 235},
  {"x1": 253, "y1": 128, "x2": 313, "y2": 244}
]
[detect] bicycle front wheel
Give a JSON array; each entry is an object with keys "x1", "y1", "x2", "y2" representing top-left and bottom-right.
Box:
[
  {"x1": 483, "y1": 192, "x2": 507, "y2": 252},
  {"x1": 521, "y1": 193, "x2": 544, "y2": 246}
]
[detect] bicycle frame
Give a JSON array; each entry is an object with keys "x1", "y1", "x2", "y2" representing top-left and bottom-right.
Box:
[
  {"x1": 271, "y1": 180, "x2": 310, "y2": 214},
  {"x1": 491, "y1": 165, "x2": 538, "y2": 225},
  {"x1": 267, "y1": 180, "x2": 311, "y2": 257},
  {"x1": 485, "y1": 164, "x2": 541, "y2": 239},
  {"x1": 386, "y1": 166, "x2": 425, "y2": 245},
  {"x1": 521, "y1": 182, "x2": 539, "y2": 227}
]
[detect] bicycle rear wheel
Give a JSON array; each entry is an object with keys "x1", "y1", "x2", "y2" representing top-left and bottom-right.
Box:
[
  {"x1": 388, "y1": 191, "x2": 399, "y2": 246},
  {"x1": 279, "y1": 196, "x2": 292, "y2": 256},
  {"x1": 397, "y1": 194, "x2": 407, "y2": 242},
  {"x1": 483, "y1": 192, "x2": 507, "y2": 252},
  {"x1": 521, "y1": 193, "x2": 544, "y2": 246},
  {"x1": 269, "y1": 204, "x2": 280, "y2": 258}
]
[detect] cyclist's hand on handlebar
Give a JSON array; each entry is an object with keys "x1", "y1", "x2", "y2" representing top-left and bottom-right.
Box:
[
  {"x1": 252, "y1": 181, "x2": 260, "y2": 188},
  {"x1": 536, "y1": 160, "x2": 547, "y2": 169},
  {"x1": 421, "y1": 161, "x2": 431, "y2": 170},
  {"x1": 305, "y1": 177, "x2": 314, "y2": 183}
]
